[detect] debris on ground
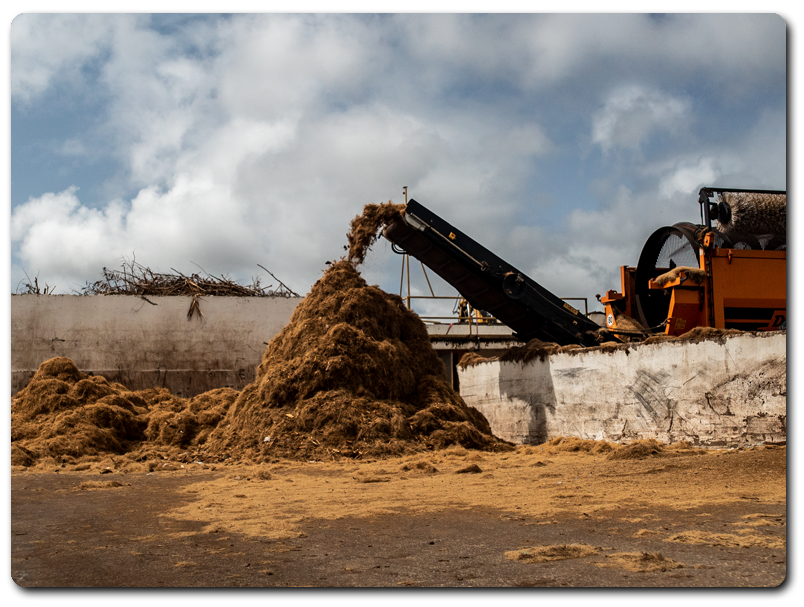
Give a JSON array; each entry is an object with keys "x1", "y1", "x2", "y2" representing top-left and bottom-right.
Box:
[
  {"x1": 606, "y1": 439, "x2": 664, "y2": 460},
  {"x1": 667, "y1": 530, "x2": 785, "y2": 550},
  {"x1": 596, "y1": 552, "x2": 685, "y2": 573},
  {"x1": 455, "y1": 464, "x2": 483, "y2": 474},
  {"x1": 543, "y1": 436, "x2": 617, "y2": 455},
  {"x1": 506, "y1": 544, "x2": 600, "y2": 563}
]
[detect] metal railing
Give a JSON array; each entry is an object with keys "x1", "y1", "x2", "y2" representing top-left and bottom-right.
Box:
[
  {"x1": 394, "y1": 187, "x2": 590, "y2": 335},
  {"x1": 559, "y1": 297, "x2": 589, "y2": 316},
  {"x1": 397, "y1": 255, "x2": 589, "y2": 324}
]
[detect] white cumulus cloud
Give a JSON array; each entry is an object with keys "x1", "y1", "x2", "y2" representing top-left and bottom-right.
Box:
[
  {"x1": 9, "y1": 13, "x2": 786, "y2": 313},
  {"x1": 592, "y1": 85, "x2": 690, "y2": 153},
  {"x1": 11, "y1": 187, "x2": 126, "y2": 286},
  {"x1": 10, "y1": 13, "x2": 118, "y2": 103}
]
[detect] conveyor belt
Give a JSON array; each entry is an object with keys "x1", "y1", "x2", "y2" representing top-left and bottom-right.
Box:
[{"x1": 383, "y1": 199, "x2": 605, "y2": 346}]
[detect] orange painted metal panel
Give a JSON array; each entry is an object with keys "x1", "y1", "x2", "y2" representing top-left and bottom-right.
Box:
[
  {"x1": 666, "y1": 288, "x2": 703, "y2": 336},
  {"x1": 709, "y1": 250, "x2": 786, "y2": 329}
]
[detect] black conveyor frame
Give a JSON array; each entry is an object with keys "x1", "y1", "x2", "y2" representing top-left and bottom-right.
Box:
[{"x1": 383, "y1": 199, "x2": 606, "y2": 346}]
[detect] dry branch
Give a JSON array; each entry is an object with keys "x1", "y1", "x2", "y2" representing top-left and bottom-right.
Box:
[{"x1": 81, "y1": 259, "x2": 299, "y2": 298}]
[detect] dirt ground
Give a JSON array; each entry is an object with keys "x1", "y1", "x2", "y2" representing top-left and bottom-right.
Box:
[{"x1": 11, "y1": 442, "x2": 786, "y2": 587}]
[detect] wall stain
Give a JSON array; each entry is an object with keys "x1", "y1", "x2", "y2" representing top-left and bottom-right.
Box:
[{"x1": 627, "y1": 370, "x2": 670, "y2": 424}]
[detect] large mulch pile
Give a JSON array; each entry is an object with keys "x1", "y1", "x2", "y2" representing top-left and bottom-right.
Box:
[
  {"x1": 202, "y1": 259, "x2": 508, "y2": 461},
  {"x1": 12, "y1": 202, "x2": 510, "y2": 467}
]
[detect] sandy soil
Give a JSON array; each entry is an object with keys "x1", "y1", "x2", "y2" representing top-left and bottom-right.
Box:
[
  {"x1": 11, "y1": 442, "x2": 786, "y2": 587},
  {"x1": 165, "y1": 442, "x2": 786, "y2": 542}
]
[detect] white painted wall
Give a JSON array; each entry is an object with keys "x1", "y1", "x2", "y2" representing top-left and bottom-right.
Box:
[
  {"x1": 458, "y1": 332, "x2": 786, "y2": 447},
  {"x1": 11, "y1": 295, "x2": 300, "y2": 397}
]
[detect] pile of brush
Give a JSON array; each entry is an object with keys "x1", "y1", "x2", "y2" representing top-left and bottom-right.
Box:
[{"x1": 81, "y1": 259, "x2": 299, "y2": 298}]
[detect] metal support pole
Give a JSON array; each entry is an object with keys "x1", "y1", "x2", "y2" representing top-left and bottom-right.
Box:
[
  {"x1": 399, "y1": 254, "x2": 405, "y2": 297},
  {"x1": 421, "y1": 262, "x2": 435, "y2": 297},
  {"x1": 402, "y1": 186, "x2": 412, "y2": 309},
  {"x1": 406, "y1": 254, "x2": 411, "y2": 309}
]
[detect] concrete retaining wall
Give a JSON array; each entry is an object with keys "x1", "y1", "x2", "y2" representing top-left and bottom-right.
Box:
[
  {"x1": 457, "y1": 332, "x2": 786, "y2": 447},
  {"x1": 11, "y1": 295, "x2": 300, "y2": 397}
]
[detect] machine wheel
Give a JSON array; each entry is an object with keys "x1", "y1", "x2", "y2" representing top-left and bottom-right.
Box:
[{"x1": 634, "y1": 223, "x2": 704, "y2": 330}]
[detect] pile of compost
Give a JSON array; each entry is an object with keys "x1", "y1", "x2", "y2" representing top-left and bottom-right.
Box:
[
  {"x1": 11, "y1": 358, "x2": 148, "y2": 466},
  {"x1": 11, "y1": 357, "x2": 237, "y2": 467},
  {"x1": 202, "y1": 201, "x2": 505, "y2": 461},
  {"x1": 203, "y1": 259, "x2": 507, "y2": 461}
]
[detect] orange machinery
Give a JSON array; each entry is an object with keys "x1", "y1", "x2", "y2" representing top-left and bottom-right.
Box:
[{"x1": 600, "y1": 187, "x2": 786, "y2": 337}]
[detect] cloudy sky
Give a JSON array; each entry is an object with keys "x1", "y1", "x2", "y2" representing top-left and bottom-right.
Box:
[{"x1": 8, "y1": 12, "x2": 787, "y2": 315}]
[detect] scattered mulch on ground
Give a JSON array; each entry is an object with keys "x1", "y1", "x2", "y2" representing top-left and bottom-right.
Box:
[
  {"x1": 400, "y1": 460, "x2": 439, "y2": 474},
  {"x1": 634, "y1": 529, "x2": 665, "y2": 537},
  {"x1": 596, "y1": 552, "x2": 685, "y2": 573},
  {"x1": 535, "y1": 437, "x2": 705, "y2": 461},
  {"x1": 543, "y1": 437, "x2": 618, "y2": 455},
  {"x1": 76, "y1": 480, "x2": 126, "y2": 490},
  {"x1": 455, "y1": 464, "x2": 483, "y2": 474},
  {"x1": 354, "y1": 472, "x2": 391, "y2": 484},
  {"x1": 506, "y1": 544, "x2": 600, "y2": 563},
  {"x1": 607, "y1": 439, "x2": 664, "y2": 460},
  {"x1": 666, "y1": 531, "x2": 785, "y2": 550},
  {"x1": 736, "y1": 514, "x2": 786, "y2": 528}
]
